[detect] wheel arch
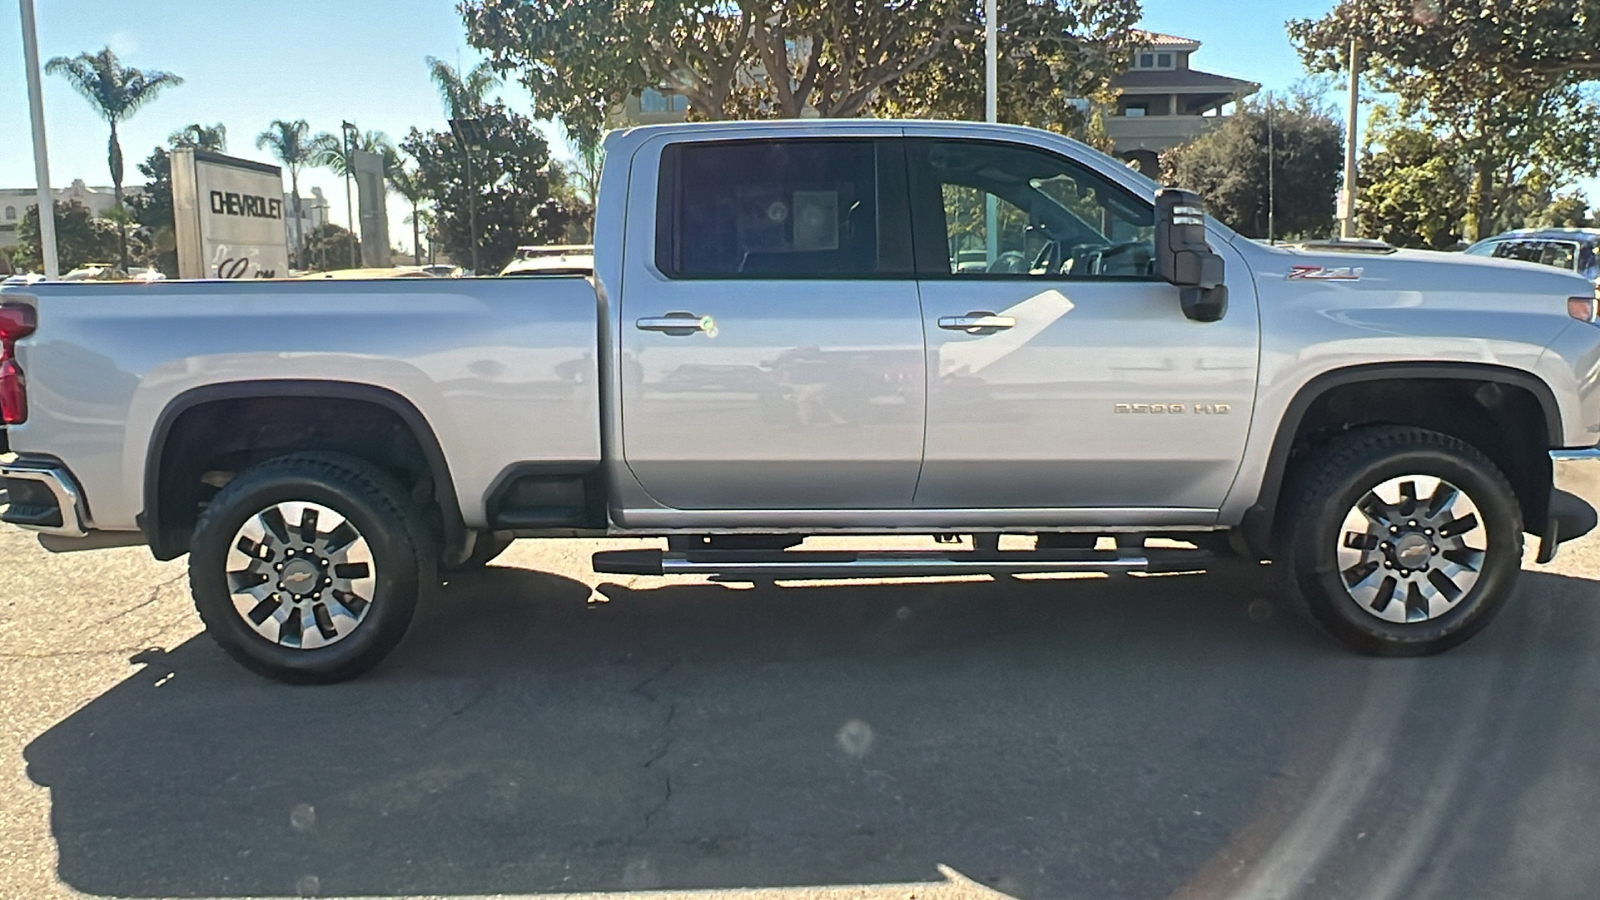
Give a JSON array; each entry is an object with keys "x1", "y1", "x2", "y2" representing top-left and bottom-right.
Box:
[
  {"x1": 140, "y1": 380, "x2": 465, "y2": 562},
  {"x1": 1238, "y1": 362, "x2": 1562, "y2": 558}
]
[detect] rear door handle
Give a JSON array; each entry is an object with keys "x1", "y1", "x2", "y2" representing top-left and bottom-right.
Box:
[
  {"x1": 938, "y1": 312, "x2": 1016, "y2": 333},
  {"x1": 636, "y1": 311, "x2": 712, "y2": 336}
]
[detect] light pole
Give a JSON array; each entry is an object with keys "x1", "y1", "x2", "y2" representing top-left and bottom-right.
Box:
[
  {"x1": 1340, "y1": 12, "x2": 1362, "y2": 239},
  {"x1": 19, "y1": 0, "x2": 59, "y2": 278},
  {"x1": 449, "y1": 117, "x2": 487, "y2": 276},
  {"x1": 984, "y1": 0, "x2": 998, "y2": 267},
  {"x1": 341, "y1": 120, "x2": 359, "y2": 267}
]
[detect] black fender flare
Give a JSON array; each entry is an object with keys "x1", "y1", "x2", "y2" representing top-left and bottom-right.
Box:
[
  {"x1": 1236, "y1": 362, "x2": 1562, "y2": 558},
  {"x1": 139, "y1": 380, "x2": 465, "y2": 561}
]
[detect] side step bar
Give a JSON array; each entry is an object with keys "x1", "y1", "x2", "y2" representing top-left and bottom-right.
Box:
[{"x1": 592, "y1": 548, "x2": 1212, "y2": 579}]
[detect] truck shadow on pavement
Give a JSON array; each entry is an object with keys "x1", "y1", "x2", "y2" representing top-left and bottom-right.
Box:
[{"x1": 24, "y1": 563, "x2": 1600, "y2": 899}]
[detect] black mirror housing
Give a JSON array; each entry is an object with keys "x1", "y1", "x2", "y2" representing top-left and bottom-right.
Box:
[{"x1": 1155, "y1": 188, "x2": 1228, "y2": 322}]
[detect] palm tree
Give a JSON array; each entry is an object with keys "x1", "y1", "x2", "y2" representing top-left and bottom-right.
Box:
[
  {"x1": 425, "y1": 56, "x2": 498, "y2": 118},
  {"x1": 310, "y1": 129, "x2": 394, "y2": 267},
  {"x1": 256, "y1": 119, "x2": 316, "y2": 265},
  {"x1": 168, "y1": 122, "x2": 227, "y2": 152},
  {"x1": 309, "y1": 129, "x2": 395, "y2": 179},
  {"x1": 45, "y1": 47, "x2": 183, "y2": 271},
  {"x1": 386, "y1": 161, "x2": 429, "y2": 266}
]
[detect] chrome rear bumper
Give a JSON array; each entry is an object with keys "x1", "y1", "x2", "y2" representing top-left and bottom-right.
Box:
[
  {"x1": 0, "y1": 459, "x2": 87, "y2": 538},
  {"x1": 1542, "y1": 448, "x2": 1600, "y2": 562}
]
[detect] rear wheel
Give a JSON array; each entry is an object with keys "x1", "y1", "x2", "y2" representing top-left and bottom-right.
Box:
[
  {"x1": 1281, "y1": 426, "x2": 1523, "y2": 656},
  {"x1": 189, "y1": 452, "x2": 429, "y2": 683}
]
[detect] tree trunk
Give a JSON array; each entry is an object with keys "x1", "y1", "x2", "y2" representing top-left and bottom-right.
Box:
[
  {"x1": 412, "y1": 201, "x2": 421, "y2": 266},
  {"x1": 1468, "y1": 107, "x2": 1495, "y2": 242},
  {"x1": 109, "y1": 121, "x2": 129, "y2": 272},
  {"x1": 290, "y1": 170, "x2": 304, "y2": 269},
  {"x1": 1471, "y1": 146, "x2": 1495, "y2": 242}
]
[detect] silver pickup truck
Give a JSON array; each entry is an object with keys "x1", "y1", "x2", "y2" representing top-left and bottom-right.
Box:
[{"x1": 5, "y1": 120, "x2": 1600, "y2": 682}]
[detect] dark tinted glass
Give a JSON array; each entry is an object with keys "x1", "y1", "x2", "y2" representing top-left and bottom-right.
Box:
[{"x1": 660, "y1": 140, "x2": 903, "y2": 278}]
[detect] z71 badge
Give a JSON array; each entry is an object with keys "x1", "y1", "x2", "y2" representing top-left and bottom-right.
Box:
[{"x1": 1287, "y1": 265, "x2": 1364, "y2": 281}]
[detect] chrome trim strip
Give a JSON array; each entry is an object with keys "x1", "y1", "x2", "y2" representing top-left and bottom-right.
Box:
[
  {"x1": 1551, "y1": 447, "x2": 1600, "y2": 499},
  {"x1": 0, "y1": 461, "x2": 88, "y2": 538},
  {"x1": 1544, "y1": 447, "x2": 1600, "y2": 562},
  {"x1": 614, "y1": 507, "x2": 1219, "y2": 530}
]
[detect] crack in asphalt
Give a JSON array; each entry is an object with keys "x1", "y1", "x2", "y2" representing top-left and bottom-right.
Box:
[
  {"x1": 77, "y1": 573, "x2": 187, "y2": 635},
  {"x1": 627, "y1": 659, "x2": 679, "y2": 701},
  {"x1": 627, "y1": 661, "x2": 681, "y2": 843}
]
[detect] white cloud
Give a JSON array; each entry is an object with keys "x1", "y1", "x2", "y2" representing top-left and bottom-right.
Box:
[{"x1": 105, "y1": 30, "x2": 138, "y2": 57}]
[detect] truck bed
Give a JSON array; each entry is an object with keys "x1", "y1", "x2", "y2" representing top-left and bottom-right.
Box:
[{"x1": 3, "y1": 276, "x2": 602, "y2": 530}]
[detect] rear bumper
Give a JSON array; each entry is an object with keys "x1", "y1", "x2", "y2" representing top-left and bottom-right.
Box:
[
  {"x1": 1542, "y1": 447, "x2": 1600, "y2": 562},
  {"x1": 0, "y1": 458, "x2": 87, "y2": 538}
]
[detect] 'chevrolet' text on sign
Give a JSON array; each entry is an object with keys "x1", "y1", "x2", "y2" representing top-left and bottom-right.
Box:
[{"x1": 208, "y1": 191, "x2": 283, "y2": 220}]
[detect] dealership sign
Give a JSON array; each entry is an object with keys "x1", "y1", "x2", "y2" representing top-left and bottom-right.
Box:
[{"x1": 171, "y1": 148, "x2": 290, "y2": 279}]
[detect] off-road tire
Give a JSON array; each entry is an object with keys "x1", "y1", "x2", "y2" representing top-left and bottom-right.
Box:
[
  {"x1": 1280, "y1": 426, "x2": 1523, "y2": 656},
  {"x1": 189, "y1": 452, "x2": 429, "y2": 683}
]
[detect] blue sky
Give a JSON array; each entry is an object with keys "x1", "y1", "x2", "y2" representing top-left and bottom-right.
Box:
[{"x1": 0, "y1": 0, "x2": 1341, "y2": 250}]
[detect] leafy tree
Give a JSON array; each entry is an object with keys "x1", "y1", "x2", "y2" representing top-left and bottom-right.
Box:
[
  {"x1": 1352, "y1": 105, "x2": 1576, "y2": 249},
  {"x1": 400, "y1": 103, "x2": 573, "y2": 273},
  {"x1": 44, "y1": 47, "x2": 182, "y2": 270},
  {"x1": 1535, "y1": 193, "x2": 1594, "y2": 229},
  {"x1": 127, "y1": 147, "x2": 178, "y2": 274},
  {"x1": 1288, "y1": 1, "x2": 1600, "y2": 240},
  {"x1": 459, "y1": 0, "x2": 1140, "y2": 144},
  {"x1": 14, "y1": 201, "x2": 123, "y2": 273},
  {"x1": 1161, "y1": 94, "x2": 1344, "y2": 241},
  {"x1": 878, "y1": 2, "x2": 1140, "y2": 130},
  {"x1": 256, "y1": 119, "x2": 317, "y2": 264},
  {"x1": 1353, "y1": 108, "x2": 1472, "y2": 249},
  {"x1": 425, "y1": 56, "x2": 500, "y2": 118},
  {"x1": 168, "y1": 122, "x2": 226, "y2": 151},
  {"x1": 302, "y1": 224, "x2": 361, "y2": 272}
]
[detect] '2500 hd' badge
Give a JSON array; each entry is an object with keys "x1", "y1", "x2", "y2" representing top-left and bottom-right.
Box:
[
  {"x1": 1287, "y1": 265, "x2": 1364, "y2": 281},
  {"x1": 1115, "y1": 403, "x2": 1231, "y2": 414}
]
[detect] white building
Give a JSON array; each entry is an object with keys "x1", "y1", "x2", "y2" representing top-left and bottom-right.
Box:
[
  {"x1": 284, "y1": 186, "x2": 330, "y2": 252},
  {"x1": 0, "y1": 179, "x2": 138, "y2": 248}
]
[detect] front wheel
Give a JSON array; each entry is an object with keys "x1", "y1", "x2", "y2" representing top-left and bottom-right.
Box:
[
  {"x1": 189, "y1": 452, "x2": 429, "y2": 683},
  {"x1": 1281, "y1": 426, "x2": 1524, "y2": 656}
]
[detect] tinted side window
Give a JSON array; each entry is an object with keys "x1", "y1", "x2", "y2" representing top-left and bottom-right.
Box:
[
  {"x1": 1494, "y1": 241, "x2": 1540, "y2": 262},
  {"x1": 906, "y1": 139, "x2": 1156, "y2": 279},
  {"x1": 657, "y1": 139, "x2": 910, "y2": 278}
]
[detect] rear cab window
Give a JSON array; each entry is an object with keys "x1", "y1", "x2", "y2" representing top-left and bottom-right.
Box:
[{"x1": 655, "y1": 139, "x2": 913, "y2": 279}]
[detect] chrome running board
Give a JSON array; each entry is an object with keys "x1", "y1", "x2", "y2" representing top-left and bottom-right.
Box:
[{"x1": 592, "y1": 548, "x2": 1212, "y2": 579}]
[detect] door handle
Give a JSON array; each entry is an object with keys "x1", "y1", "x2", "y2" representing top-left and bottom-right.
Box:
[
  {"x1": 636, "y1": 311, "x2": 713, "y2": 336},
  {"x1": 938, "y1": 312, "x2": 1016, "y2": 334}
]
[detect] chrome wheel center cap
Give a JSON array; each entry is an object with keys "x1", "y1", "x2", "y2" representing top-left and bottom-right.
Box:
[
  {"x1": 1394, "y1": 534, "x2": 1432, "y2": 569},
  {"x1": 1335, "y1": 474, "x2": 1487, "y2": 624},
  {"x1": 280, "y1": 559, "x2": 321, "y2": 592}
]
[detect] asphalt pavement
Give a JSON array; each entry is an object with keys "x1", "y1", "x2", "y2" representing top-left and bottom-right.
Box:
[{"x1": 2, "y1": 523, "x2": 1599, "y2": 900}]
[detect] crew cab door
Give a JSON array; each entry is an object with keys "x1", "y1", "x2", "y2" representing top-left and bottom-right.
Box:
[
  {"x1": 904, "y1": 136, "x2": 1259, "y2": 512},
  {"x1": 617, "y1": 135, "x2": 925, "y2": 510}
]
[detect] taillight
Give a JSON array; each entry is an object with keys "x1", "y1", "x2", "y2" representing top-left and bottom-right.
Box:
[
  {"x1": 0, "y1": 302, "x2": 37, "y2": 425},
  {"x1": 1569, "y1": 295, "x2": 1598, "y2": 324}
]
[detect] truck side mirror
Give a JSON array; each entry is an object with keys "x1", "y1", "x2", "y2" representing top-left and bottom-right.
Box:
[{"x1": 1155, "y1": 188, "x2": 1228, "y2": 323}]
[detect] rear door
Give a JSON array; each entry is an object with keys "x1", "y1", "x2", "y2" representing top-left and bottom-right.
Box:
[
  {"x1": 904, "y1": 135, "x2": 1260, "y2": 512},
  {"x1": 617, "y1": 135, "x2": 926, "y2": 510}
]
